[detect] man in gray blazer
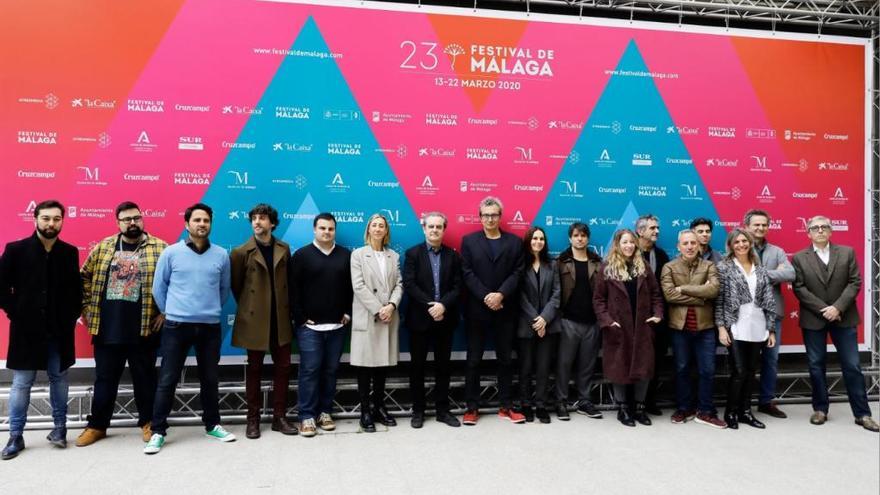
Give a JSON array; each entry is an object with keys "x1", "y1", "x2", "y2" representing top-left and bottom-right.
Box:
[
  {"x1": 744, "y1": 209, "x2": 795, "y2": 418},
  {"x1": 791, "y1": 215, "x2": 877, "y2": 432}
]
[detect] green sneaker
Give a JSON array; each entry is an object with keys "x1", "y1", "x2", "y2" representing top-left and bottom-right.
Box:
[
  {"x1": 206, "y1": 425, "x2": 236, "y2": 442},
  {"x1": 143, "y1": 434, "x2": 165, "y2": 455}
]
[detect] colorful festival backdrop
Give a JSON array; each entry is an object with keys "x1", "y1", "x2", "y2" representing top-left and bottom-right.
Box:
[{"x1": 0, "y1": 0, "x2": 871, "y2": 364}]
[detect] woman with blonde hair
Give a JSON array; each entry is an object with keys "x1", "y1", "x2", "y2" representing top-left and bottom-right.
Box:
[
  {"x1": 350, "y1": 213, "x2": 403, "y2": 432},
  {"x1": 593, "y1": 229, "x2": 664, "y2": 426}
]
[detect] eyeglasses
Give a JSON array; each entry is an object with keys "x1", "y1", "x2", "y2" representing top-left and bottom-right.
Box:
[
  {"x1": 808, "y1": 224, "x2": 831, "y2": 232},
  {"x1": 479, "y1": 213, "x2": 500, "y2": 219},
  {"x1": 118, "y1": 216, "x2": 143, "y2": 224}
]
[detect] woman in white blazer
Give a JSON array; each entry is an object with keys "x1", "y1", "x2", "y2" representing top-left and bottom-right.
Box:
[{"x1": 350, "y1": 213, "x2": 403, "y2": 433}]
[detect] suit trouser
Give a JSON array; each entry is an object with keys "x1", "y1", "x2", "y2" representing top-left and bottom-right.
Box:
[
  {"x1": 645, "y1": 324, "x2": 671, "y2": 407},
  {"x1": 555, "y1": 319, "x2": 601, "y2": 404},
  {"x1": 518, "y1": 334, "x2": 557, "y2": 408},
  {"x1": 409, "y1": 324, "x2": 454, "y2": 413},
  {"x1": 465, "y1": 316, "x2": 516, "y2": 410},
  {"x1": 245, "y1": 338, "x2": 292, "y2": 420}
]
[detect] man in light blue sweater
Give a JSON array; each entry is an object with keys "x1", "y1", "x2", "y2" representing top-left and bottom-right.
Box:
[{"x1": 144, "y1": 203, "x2": 234, "y2": 454}]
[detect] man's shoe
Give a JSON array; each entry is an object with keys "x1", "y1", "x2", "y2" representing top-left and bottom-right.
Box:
[
  {"x1": 644, "y1": 403, "x2": 663, "y2": 416},
  {"x1": 246, "y1": 419, "x2": 261, "y2": 439},
  {"x1": 575, "y1": 401, "x2": 603, "y2": 419},
  {"x1": 535, "y1": 407, "x2": 551, "y2": 424},
  {"x1": 436, "y1": 411, "x2": 461, "y2": 428},
  {"x1": 617, "y1": 406, "x2": 636, "y2": 427},
  {"x1": 143, "y1": 433, "x2": 165, "y2": 455},
  {"x1": 556, "y1": 404, "x2": 571, "y2": 421},
  {"x1": 670, "y1": 409, "x2": 696, "y2": 424},
  {"x1": 46, "y1": 427, "x2": 67, "y2": 448},
  {"x1": 498, "y1": 408, "x2": 526, "y2": 424},
  {"x1": 271, "y1": 417, "x2": 298, "y2": 435},
  {"x1": 855, "y1": 416, "x2": 879, "y2": 432},
  {"x1": 371, "y1": 406, "x2": 397, "y2": 427},
  {"x1": 205, "y1": 425, "x2": 236, "y2": 442},
  {"x1": 317, "y1": 412, "x2": 337, "y2": 431},
  {"x1": 738, "y1": 411, "x2": 766, "y2": 429},
  {"x1": 757, "y1": 402, "x2": 787, "y2": 419},
  {"x1": 810, "y1": 411, "x2": 827, "y2": 425},
  {"x1": 1, "y1": 436, "x2": 25, "y2": 460},
  {"x1": 724, "y1": 412, "x2": 739, "y2": 429},
  {"x1": 141, "y1": 422, "x2": 152, "y2": 443},
  {"x1": 695, "y1": 412, "x2": 728, "y2": 429},
  {"x1": 75, "y1": 427, "x2": 106, "y2": 447},
  {"x1": 410, "y1": 411, "x2": 424, "y2": 429},
  {"x1": 359, "y1": 411, "x2": 376, "y2": 433},
  {"x1": 633, "y1": 403, "x2": 652, "y2": 426},
  {"x1": 462, "y1": 409, "x2": 479, "y2": 426},
  {"x1": 300, "y1": 418, "x2": 317, "y2": 437},
  {"x1": 520, "y1": 405, "x2": 535, "y2": 423}
]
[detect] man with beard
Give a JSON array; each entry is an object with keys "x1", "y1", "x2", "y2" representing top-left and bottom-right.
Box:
[
  {"x1": 75, "y1": 201, "x2": 168, "y2": 447},
  {"x1": 1, "y1": 200, "x2": 82, "y2": 460}
]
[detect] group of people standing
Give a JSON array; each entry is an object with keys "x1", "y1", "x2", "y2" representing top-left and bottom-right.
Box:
[{"x1": 0, "y1": 196, "x2": 876, "y2": 460}]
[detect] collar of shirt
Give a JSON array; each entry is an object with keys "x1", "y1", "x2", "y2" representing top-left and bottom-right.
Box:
[
  {"x1": 185, "y1": 238, "x2": 211, "y2": 254},
  {"x1": 313, "y1": 240, "x2": 335, "y2": 256},
  {"x1": 812, "y1": 244, "x2": 830, "y2": 255},
  {"x1": 426, "y1": 242, "x2": 442, "y2": 254}
]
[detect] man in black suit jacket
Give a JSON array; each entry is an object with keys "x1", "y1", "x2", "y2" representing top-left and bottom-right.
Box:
[
  {"x1": 636, "y1": 213, "x2": 670, "y2": 416},
  {"x1": 403, "y1": 212, "x2": 462, "y2": 429},
  {"x1": 791, "y1": 215, "x2": 877, "y2": 431},
  {"x1": 459, "y1": 197, "x2": 525, "y2": 425},
  {"x1": 1, "y1": 200, "x2": 83, "y2": 459}
]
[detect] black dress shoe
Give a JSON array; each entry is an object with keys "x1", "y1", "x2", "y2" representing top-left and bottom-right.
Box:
[
  {"x1": 372, "y1": 406, "x2": 397, "y2": 427},
  {"x1": 246, "y1": 419, "x2": 261, "y2": 439},
  {"x1": 634, "y1": 403, "x2": 652, "y2": 426},
  {"x1": 617, "y1": 406, "x2": 636, "y2": 427},
  {"x1": 520, "y1": 406, "x2": 535, "y2": 423},
  {"x1": 2, "y1": 436, "x2": 25, "y2": 460},
  {"x1": 556, "y1": 404, "x2": 571, "y2": 421},
  {"x1": 724, "y1": 412, "x2": 739, "y2": 430},
  {"x1": 410, "y1": 412, "x2": 424, "y2": 429},
  {"x1": 360, "y1": 411, "x2": 376, "y2": 433},
  {"x1": 535, "y1": 407, "x2": 551, "y2": 424},
  {"x1": 435, "y1": 412, "x2": 461, "y2": 428},
  {"x1": 271, "y1": 417, "x2": 298, "y2": 435},
  {"x1": 757, "y1": 403, "x2": 787, "y2": 419},
  {"x1": 739, "y1": 412, "x2": 766, "y2": 429}
]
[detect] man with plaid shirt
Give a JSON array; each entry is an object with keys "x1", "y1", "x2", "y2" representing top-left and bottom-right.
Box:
[{"x1": 75, "y1": 201, "x2": 168, "y2": 447}]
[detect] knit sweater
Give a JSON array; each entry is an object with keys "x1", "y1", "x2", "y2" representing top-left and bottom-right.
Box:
[
  {"x1": 289, "y1": 243, "x2": 353, "y2": 327},
  {"x1": 152, "y1": 240, "x2": 231, "y2": 324}
]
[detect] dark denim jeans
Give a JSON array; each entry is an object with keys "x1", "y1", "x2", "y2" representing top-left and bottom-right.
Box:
[
  {"x1": 296, "y1": 326, "x2": 345, "y2": 421},
  {"x1": 88, "y1": 338, "x2": 158, "y2": 429},
  {"x1": 802, "y1": 324, "x2": 871, "y2": 418},
  {"x1": 670, "y1": 329, "x2": 717, "y2": 414},
  {"x1": 8, "y1": 341, "x2": 68, "y2": 435},
  {"x1": 151, "y1": 321, "x2": 221, "y2": 435}
]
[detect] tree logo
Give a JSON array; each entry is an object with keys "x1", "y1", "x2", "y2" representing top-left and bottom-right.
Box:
[{"x1": 443, "y1": 44, "x2": 464, "y2": 70}]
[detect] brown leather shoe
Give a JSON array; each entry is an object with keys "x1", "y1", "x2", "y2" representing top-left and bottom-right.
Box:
[
  {"x1": 855, "y1": 416, "x2": 880, "y2": 432},
  {"x1": 75, "y1": 427, "x2": 106, "y2": 447},
  {"x1": 246, "y1": 419, "x2": 261, "y2": 439},
  {"x1": 271, "y1": 417, "x2": 298, "y2": 436},
  {"x1": 810, "y1": 411, "x2": 827, "y2": 425},
  {"x1": 757, "y1": 402, "x2": 787, "y2": 419},
  {"x1": 141, "y1": 422, "x2": 152, "y2": 443}
]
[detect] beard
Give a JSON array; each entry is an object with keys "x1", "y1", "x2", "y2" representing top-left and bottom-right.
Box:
[
  {"x1": 37, "y1": 226, "x2": 59, "y2": 239},
  {"x1": 122, "y1": 225, "x2": 143, "y2": 240}
]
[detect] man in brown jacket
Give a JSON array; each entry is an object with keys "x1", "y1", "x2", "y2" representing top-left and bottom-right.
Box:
[
  {"x1": 660, "y1": 230, "x2": 725, "y2": 428},
  {"x1": 230, "y1": 204, "x2": 297, "y2": 438}
]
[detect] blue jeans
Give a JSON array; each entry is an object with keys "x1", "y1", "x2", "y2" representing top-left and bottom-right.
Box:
[
  {"x1": 758, "y1": 320, "x2": 782, "y2": 405},
  {"x1": 802, "y1": 325, "x2": 871, "y2": 418},
  {"x1": 150, "y1": 321, "x2": 222, "y2": 435},
  {"x1": 8, "y1": 341, "x2": 69, "y2": 435},
  {"x1": 296, "y1": 326, "x2": 345, "y2": 420},
  {"x1": 670, "y1": 329, "x2": 717, "y2": 414}
]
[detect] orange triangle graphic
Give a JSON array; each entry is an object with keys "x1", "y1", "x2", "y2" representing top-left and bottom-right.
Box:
[{"x1": 428, "y1": 14, "x2": 529, "y2": 113}]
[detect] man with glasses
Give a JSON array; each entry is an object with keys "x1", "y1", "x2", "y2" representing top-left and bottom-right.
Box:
[
  {"x1": 791, "y1": 216, "x2": 878, "y2": 432},
  {"x1": 76, "y1": 202, "x2": 168, "y2": 447},
  {"x1": 460, "y1": 197, "x2": 525, "y2": 425}
]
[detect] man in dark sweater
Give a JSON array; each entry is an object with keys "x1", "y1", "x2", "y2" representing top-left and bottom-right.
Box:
[{"x1": 288, "y1": 212, "x2": 353, "y2": 437}]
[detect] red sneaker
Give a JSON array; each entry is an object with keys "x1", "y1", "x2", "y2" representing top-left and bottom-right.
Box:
[
  {"x1": 695, "y1": 412, "x2": 728, "y2": 429},
  {"x1": 498, "y1": 408, "x2": 526, "y2": 424},
  {"x1": 462, "y1": 409, "x2": 479, "y2": 426}
]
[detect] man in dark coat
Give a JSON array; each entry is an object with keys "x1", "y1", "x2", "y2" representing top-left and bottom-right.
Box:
[
  {"x1": 635, "y1": 214, "x2": 670, "y2": 415},
  {"x1": 1, "y1": 200, "x2": 83, "y2": 459}
]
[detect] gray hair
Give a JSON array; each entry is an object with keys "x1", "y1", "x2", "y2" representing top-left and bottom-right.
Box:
[
  {"x1": 677, "y1": 229, "x2": 698, "y2": 242},
  {"x1": 479, "y1": 196, "x2": 503, "y2": 214},
  {"x1": 635, "y1": 214, "x2": 659, "y2": 234},
  {"x1": 420, "y1": 211, "x2": 448, "y2": 228},
  {"x1": 807, "y1": 215, "x2": 832, "y2": 229}
]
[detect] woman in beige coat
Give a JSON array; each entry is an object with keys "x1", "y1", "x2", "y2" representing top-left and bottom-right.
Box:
[{"x1": 350, "y1": 213, "x2": 403, "y2": 432}]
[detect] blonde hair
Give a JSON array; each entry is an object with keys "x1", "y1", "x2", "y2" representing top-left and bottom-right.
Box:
[
  {"x1": 603, "y1": 229, "x2": 646, "y2": 281},
  {"x1": 363, "y1": 213, "x2": 391, "y2": 247}
]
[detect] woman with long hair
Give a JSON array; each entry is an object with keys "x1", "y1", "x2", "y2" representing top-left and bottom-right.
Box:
[
  {"x1": 593, "y1": 229, "x2": 664, "y2": 427},
  {"x1": 516, "y1": 227, "x2": 561, "y2": 423},
  {"x1": 715, "y1": 228, "x2": 777, "y2": 429},
  {"x1": 350, "y1": 213, "x2": 403, "y2": 432}
]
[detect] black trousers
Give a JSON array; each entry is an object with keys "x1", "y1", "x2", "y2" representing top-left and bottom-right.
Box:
[
  {"x1": 518, "y1": 334, "x2": 557, "y2": 408},
  {"x1": 409, "y1": 325, "x2": 454, "y2": 414},
  {"x1": 465, "y1": 316, "x2": 516, "y2": 410},
  {"x1": 645, "y1": 324, "x2": 671, "y2": 408},
  {"x1": 87, "y1": 338, "x2": 158, "y2": 430},
  {"x1": 726, "y1": 340, "x2": 763, "y2": 414},
  {"x1": 356, "y1": 366, "x2": 388, "y2": 408}
]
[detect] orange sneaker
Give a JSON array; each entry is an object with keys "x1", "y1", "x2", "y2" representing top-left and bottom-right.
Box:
[
  {"x1": 498, "y1": 408, "x2": 526, "y2": 424},
  {"x1": 462, "y1": 409, "x2": 479, "y2": 426}
]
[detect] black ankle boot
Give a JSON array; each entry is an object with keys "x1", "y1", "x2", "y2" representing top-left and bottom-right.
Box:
[
  {"x1": 724, "y1": 411, "x2": 739, "y2": 429},
  {"x1": 617, "y1": 405, "x2": 636, "y2": 427},
  {"x1": 634, "y1": 403, "x2": 652, "y2": 426},
  {"x1": 372, "y1": 405, "x2": 397, "y2": 427},
  {"x1": 360, "y1": 402, "x2": 376, "y2": 433}
]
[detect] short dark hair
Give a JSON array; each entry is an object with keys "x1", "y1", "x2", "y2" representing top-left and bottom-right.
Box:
[
  {"x1": 184, "y1": 202, "x2": 213, "y2": 222},
  {"x1": 568, "y1": 222, "x2": 591, "y2": 238},
  {"x1": 689, "y1": 217, "x2": 713, "y2": 231},
  {"x1": 313, "y1": 212, "x2": 336, "y2": 227},
  {"x1": 34, "y1": 199, "x2": 65, "y2": 218},
  {"x1": 115, "y1": 201, "x2": 141, "y2": 219},
  {"x1": 248, "y1": 203, "x2": 279, "y2": 231},
  {"x1": 743, "y1": 209, "x2": 770, "y2": 226}
]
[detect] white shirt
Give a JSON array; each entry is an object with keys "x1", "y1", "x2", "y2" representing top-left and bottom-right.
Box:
[
  {"x1": 730, "y1": 259, "x2": 768, "y2": 342},
  {"x1": 813, "y1": 243, "x2": 830, "y2": 265},
  {"x1": 372, "y1": 248, "x2": 387, "y2": 281}
]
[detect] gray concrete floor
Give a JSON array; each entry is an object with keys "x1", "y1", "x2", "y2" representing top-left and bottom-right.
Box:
[{"x1": 0, "y1": 404, "x2": 877, "y2": 495}]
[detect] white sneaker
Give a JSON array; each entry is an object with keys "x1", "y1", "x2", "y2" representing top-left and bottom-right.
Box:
[
  {"x1": 205, "y1": 425, "x2": 236, "y2": 442},
  {"x1": 143, "y1": 433, "x2": 165, "y2": 455}
]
